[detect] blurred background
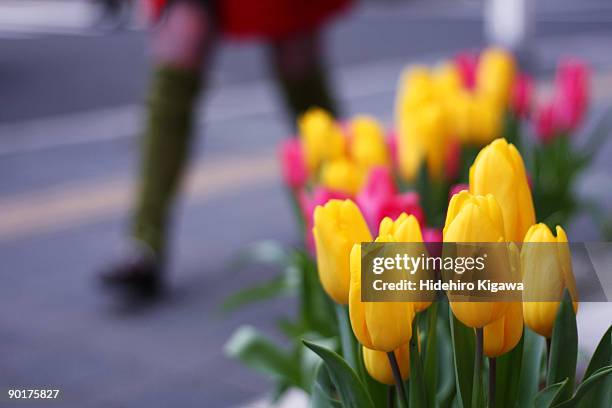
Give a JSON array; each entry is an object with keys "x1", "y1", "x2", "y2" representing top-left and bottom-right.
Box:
[{"x1": 1, "y1": 0, "x2": 612, "y2": 406}]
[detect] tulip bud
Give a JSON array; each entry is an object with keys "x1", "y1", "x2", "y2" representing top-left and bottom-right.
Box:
[
  {"x1": 483, "y1": 243, "x2": 523, "y2": 357},
  {"x1": 395, "y1": 66, "x2": 435, "y2": 116},
  {"x1": 356, "y1": 167, "x2": 424, "y2": 233},
  {"x1": 320, "y1": 158, "x2": 365, "y2": 196},
  {"x1": 454, "y1": 52, "x2": 478, "y2": 89},
  {"x1": 363, "y1": 344, "x2": 410, "y2": 385},
  {"x1": 522, "y1": 224, "x2": 578, "y2": 338},
  {"x1": 510, "y1": 74, "x2": 533, "y2": 118},
  {"x1": 443, "y1": 191, "x2": 509, "y2": 327},
  {"x1": 349, "y1": 241, "x2": 414, "y2": 351},
  {"x1": 553, "y1": 59, "x2": 589, "y2": 132},
  {"x1": 469, "y1": 138, "x2": 535, "y2": 243},
  {"x1": 534, "y1": 103, "x2": 557, "y2": 143},
  {"x1": 484, "y1": 302, "x2": 523, "y2": 357},
  {"x1": 278, "y1": 138, "x2": 308, "y2": 189},
  {"x1": 378, "y1": 213, "x2": 432, "y2": 312},
  {"x1": 433, "y1": 63, "x2": 463, "y2": 99},
  {"x1": 349, "y1": 116, "x2": 390, "y2": 170},
  {"x1": 299, "y1": 188, "x2": 350, "y2": 254},
  {"x1": 471, "y1": 95, "x2": 503, "y2": 145},
  {"x1": 313, "y1": 199, "x2": 372, "y2": 304},
  {"x1": 476, "y1": 47, "x2": 516, "y2": 107},
  {"x1": 397, "y1": 102, "x2": 448, "y2": 182},
  {"x1": 298, "y1": 108, "x2": 346, "y2": 173}
]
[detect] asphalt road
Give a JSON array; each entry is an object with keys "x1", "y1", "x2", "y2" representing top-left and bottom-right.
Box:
[{"x1": 1, "y1": 1, "x2": 612, "y2": 407}]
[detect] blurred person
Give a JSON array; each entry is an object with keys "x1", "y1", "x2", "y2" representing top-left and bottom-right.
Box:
[
  {"x1": 100, "y1": 0, "x2": 349, "y2": 295},
  {"x1": 94, "y1": 0, "x2": 134, "y2": 29}
]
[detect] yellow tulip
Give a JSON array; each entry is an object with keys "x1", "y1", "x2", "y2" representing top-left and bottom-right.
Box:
[
  {"x1": 470, "y1": 138, "x2": 535, "y2": 243},
  {"x1": 476, "y1": 47, "x2": 516, "y2": 106},
  {"x1": 320, "y1": 158, "x2": 365, "y2": 195},
  {"x1": 363, "y1": 344, "x2": 410, "y2": 385},
  {"x1": 298, "y1": 108, "x2": 346, "y2": 173},
  {"x1": 349, "y1": 241, "x2": 414, "y2": 351},
  {"x1": 433, "y1": 62, "x2": 463, "y2": 99},
  {"x1": 349, "y1": 115, "x2": 389, "y2": 170},
  {"x1": 395, "y1": 66, "x2": 435, "y2": 118},
  {"x1": 522, "y1": 224, "x2": 578, "y2": 338},
  {"x1": 471, "y1": 96, "x2": 503, "y2": 145},
  {"x1": 484, "y1": 302, "x2": 523, "y2": 357},
  {"x1": 443, "y1": 191, "x2": 509, "y2": 327},
  {"x1": 397, "y1": 102, "x2": 448, "y2": 181},
  {"x1": 445, "y1": 90, "x2": 475, "y2": 142},
  {"x1": 313, "y1": 199, "x2": 372, "y2": 304},
  {"x1": 379, "y1": 213, "x2": 432, "y2": 312}
]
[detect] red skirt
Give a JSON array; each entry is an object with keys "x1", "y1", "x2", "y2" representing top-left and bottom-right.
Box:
[{"x1": 148, "y1": 0, "x2": 352, "y2": 40}]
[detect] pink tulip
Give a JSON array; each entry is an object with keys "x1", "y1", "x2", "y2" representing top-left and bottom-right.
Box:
[
  {"x1": 278, "y1": 138, "x2": 308, "y2": 189},
  {"x1": 553, "y1": 59, "x2": 590, "y2": 132},
  {"x1": 534, "y1": 103, "x2": 556, "y2": 143},
  {"x1": 387, "y1": 129, "x2": 399, "y2": 169},
  {"x1": 423, "y1": 228, "x2": 443, "y2": 243},
  {"x1": 356, "y1": 167, "x2": 425, "y2": 233},
  {"x1": 454, "y1": 52, "x2": 478, "y2": 89},
  {"x1": 511, "y1": 74, "x2": 533, "y2": 118},
  {"x1": 298, "y1": 187, "x2": 350, "y2": 253},
  {"x1": 423, "y1": 227, "x2": 443, "y2": 257},
  {"x1": 449, "y1": 183, "x2": 469, "y2": 200}
]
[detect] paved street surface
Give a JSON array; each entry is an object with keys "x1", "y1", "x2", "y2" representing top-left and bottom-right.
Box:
[{"x1": 1, "y1": 1, "x2": 612, "y2": 407}]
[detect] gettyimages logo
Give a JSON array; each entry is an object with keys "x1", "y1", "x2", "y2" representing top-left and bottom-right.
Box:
[{"x1": 360, "y1": 242, "x2": 612, "y2": 302}]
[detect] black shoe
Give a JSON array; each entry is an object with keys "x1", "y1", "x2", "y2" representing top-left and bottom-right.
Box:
[{"x1": 100, "y1": 241, "x2": 163, "y2": 297}]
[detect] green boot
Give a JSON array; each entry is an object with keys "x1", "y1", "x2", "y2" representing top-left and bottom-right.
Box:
[{"x1": 132, "y1": 66, "x2": 202, "y2": 257}]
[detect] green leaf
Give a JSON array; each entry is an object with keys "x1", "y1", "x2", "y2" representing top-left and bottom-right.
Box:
[
  {"x1": 424, "y1": 303, "x2": 439, "y2": 403},
  {"x1": 219, "y1": 274, "x2": 292, "y2": 313},
  {"x1": 583, "y1": 325, "x2": 612, "y2": 381},
  {"x1": 557, "y1": 365, "x2": 612, "y2": 408},
  {"x1": 225, "y1": 326, "x2": 303, "y2": 389},
  {"x1": 303, "y1": 340, "x2": 375, "y2": 408},
  {"x1": 576, "y1": 326, "x2": 612, "y2": 408},
  {"x1": 435, "y1": 300, "x2": 456, "y2": 408},
  {"x1": 534, "y1": 378, "x2": 570, "y2": 407},
  {"x1": 410, "y1": 315, "x2": 428, "y2": 407},
  {"x1": 449, "y1": 306, "x2": 475, "y2": 408},
  {"x1": 334, "y1": 304, "x2": 361, "y2": 376},
  {"x1": 547, "y1": 290, "x2": 577, "y2": 402},
  {"x1": 495, "y1": 330, "x2": 524, "y2": 408},
  {"x1": 298, "y1": 251, "x2": 337, "y2": 337},
  {"x1": 357, "y1": 346, "x2": 388, "y2": 408},
  {"x1": 310, "y1": 362, "x2": 343, "y2": 408},
  {"x1": 231, "y1": 240, "x2": 293, "y2": 270}
]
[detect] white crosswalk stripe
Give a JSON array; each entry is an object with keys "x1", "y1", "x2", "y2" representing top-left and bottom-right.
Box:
[{"x1": 0, "y1": 0, "x2": 143, "y2": 39}]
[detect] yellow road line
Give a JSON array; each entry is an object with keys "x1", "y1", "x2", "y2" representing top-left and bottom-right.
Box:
[
  {"x1": 0, "y1": 151, "x2": 279, "y2": 242},
  {"x1": 1, "y1": 72, "x2": 612, "y2": 243}
]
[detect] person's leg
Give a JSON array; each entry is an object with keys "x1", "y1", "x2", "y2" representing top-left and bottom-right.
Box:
[
  {"x1": 102, "y1": 0, "x2": 216, "y2": 292},
  {"x1": 268, "y1": 29, "x2": 339, "y2": 124}
]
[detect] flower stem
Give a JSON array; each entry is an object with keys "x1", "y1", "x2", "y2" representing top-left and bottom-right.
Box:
[
  {"x1": 488, "y1": 357, "x2": 496, "y2": 408},
  {"x1": 545, "y1": 337, "x2": 552, "y2": 368},
  {"x1": 387, "y1": 351, "x2": 408, "y2": 408},
  {"x1": 387, "y1": 385, "x2": 395, "y2": 408},
  {"x1": 335, "y1": 304, "x2": 358, "y2": 372},
  {"x1": 472, "y1": 328, "x2": 484, "y2": 408}
]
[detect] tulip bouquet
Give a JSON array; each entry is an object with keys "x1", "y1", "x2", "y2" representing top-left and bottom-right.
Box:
[
  {"x1": 298, "y1": 138, "x2": 610, "y2": 408},
  {"x1": 222, "y1": 48, "x2": 611, "y2": 406},
  {"x1": 225, "y1": 137, "x2": 611, "y2": 407},
  {"x1": 394, "y1": 48, "x2": 531, "y2": 227}
]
